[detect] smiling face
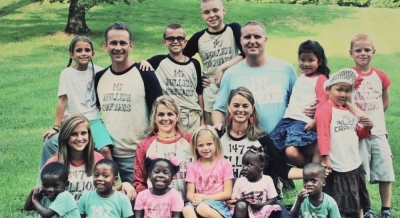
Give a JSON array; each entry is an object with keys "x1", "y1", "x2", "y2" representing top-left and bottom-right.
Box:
[
  {"x1": 70, "y1": 41, "x2": 94, "y2": 69},
  {"x1": 163, "y1": 28, "x2": 187, "y2": 56},
  {"x1": 350, "y1": 40, "x2": 375, "y2": 69},
  {"x1": 327, "y1": 82, "x2": 353, "y2": 107},
  {"x1": 93, "y1": 164, "x2": 117, "y2": 197},
  {"x1": 241, "y1": 152, "x2": 263, "y2": 182},
  {"x1": 201, "y1": 0, "x2": 226, "y2": 32},
  {"x1": 299, "y1": 52, "x2": 319, "y2": 76},
  {"x1": 228, "y1": 94, "x2": 254, "y2": 124},
  {"x1": 68, "y1": 122, "x2": 89, "y2": 152},
  {"x1": 41, "y1": 174, "x2": 68, "y2": 201},
  {"x1": 104, "y1": 29, "x2": 133, "y2": 67},
  {"x1": 149, "y1": 161, "x2": 172, "y2": 192},
  {"x1": 196, "y1": 133, "x2": 217, "y2": 160},
  {"x1": 155, "y1": 104, "x2": 179, "y2": 135},
  {"x1": 240, "y1": 24, "x2": 267, "y2": 58},
  {"x1": 303, "y1": 168, "x2": 325, "y2": 196}
]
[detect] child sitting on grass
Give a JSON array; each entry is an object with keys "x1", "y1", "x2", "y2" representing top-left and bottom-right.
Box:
[
  {"x1": 78, "y1": 159, "x2": 133, "y2": 217},
  {"x1": 24, "y1": 162, "x2": 79, "y2": 217},
  {"x1": 291, "y1": 163, "x2": 340, "y2": 217}
]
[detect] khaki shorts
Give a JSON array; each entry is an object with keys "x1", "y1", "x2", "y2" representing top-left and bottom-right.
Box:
[
  {"x1": 180, "y1": 108, "x2": 201, "y2": 133},
  {"x1": 359, "y1": 134, "x2": 395, "y2": 183}
]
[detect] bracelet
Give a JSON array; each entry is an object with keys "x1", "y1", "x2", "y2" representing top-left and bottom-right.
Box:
[
  {"x1": 52, "y1": 127, "x2": 59, "y2": 133},
  {"x1": 53, "y1": 125, "x2": 60, "y2": 128}
]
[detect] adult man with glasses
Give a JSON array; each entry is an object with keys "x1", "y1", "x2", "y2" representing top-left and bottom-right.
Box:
[{"x1": 140, "y1": 23, "x2": 204, "y2": 133}]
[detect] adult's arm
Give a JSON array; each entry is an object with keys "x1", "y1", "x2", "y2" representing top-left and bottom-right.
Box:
[
  {"x1": 133, "y1": 139, "x2": 151, "y2": 193},
  {"x1": 258, "y1": 135, "x2": 302, "y2": 180},
  {"x1": 94, "y1": 67, "x2": 109, "y2": 109},
  {"x1": 212, "y1": 70, "x2": 230, "y2": 128}
]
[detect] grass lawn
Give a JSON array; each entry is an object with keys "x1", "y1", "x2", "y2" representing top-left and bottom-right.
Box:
[{"x1": 0, "y1": 0, "x2": 399, "y2": 216}]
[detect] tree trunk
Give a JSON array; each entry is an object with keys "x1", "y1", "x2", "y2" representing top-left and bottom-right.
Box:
[{"x1": 64, "y1": 0, "x2": 90, "y2": 34}]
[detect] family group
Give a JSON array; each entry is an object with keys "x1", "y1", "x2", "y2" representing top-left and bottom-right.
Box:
[{"x1": 23, "y1": 0, "x2": 394, "y2": 217}]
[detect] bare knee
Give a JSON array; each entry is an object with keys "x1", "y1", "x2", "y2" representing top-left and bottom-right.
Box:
[
  {"x1": 234, "y1": 201, "x2": 248, "y2": 218},
  {"x1": 182, "y1": 205, "x2": 196, "y2": 218}
]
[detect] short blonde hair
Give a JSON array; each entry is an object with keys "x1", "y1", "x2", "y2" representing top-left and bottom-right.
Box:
[
  {"x1": 350, "y1": 34, "x2": 374, "y2": 49},
  {"x1": 190, "y1": 125, "x2": 223, "y2": 161}
]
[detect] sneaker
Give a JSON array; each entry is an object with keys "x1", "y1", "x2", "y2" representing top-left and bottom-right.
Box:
[
  {"x1": 364, "y1": 210, "x2": 377, "y2": 218},
  {"x1": 381, "y1": 210, "x2": 394, "y2": 218}
]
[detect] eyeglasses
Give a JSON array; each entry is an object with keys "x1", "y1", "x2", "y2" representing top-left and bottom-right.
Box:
[{"x1": 165, "y1": 36, "x2": 185, "y2": 42}]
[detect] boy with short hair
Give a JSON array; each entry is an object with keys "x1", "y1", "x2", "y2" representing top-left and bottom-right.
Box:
[
  {"x1": 349, "y1": 34, "x2": 394, "y2": 218},
  {"x1": 183, "y1": 0, "x2": 244, "y2": 125},
  {"x1": 290, "y1": 163, "x2": 340, "y2": 217},
  {"x1": 140, "y1": 23, "x2": 204, "y2": 133},
  {"x1": 24, "y1": 162, "x2": 80, "y2": 217},
  {"x1": 78, "y1": 159, "x2": 134, "y2": 217}
]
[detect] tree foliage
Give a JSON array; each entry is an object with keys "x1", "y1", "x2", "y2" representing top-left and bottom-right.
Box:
[{"x1": 31, "y1": 0, "x2": 144, "y2": 34}]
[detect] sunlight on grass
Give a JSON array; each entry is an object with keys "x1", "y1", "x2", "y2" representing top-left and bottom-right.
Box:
[{"x1": 1, "y1": 0, "x2": 400, "y2": 216}]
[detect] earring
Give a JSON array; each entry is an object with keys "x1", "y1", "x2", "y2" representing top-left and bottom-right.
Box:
[
  {"x1": 153, "y1": 125, "x2": 159, "y2": 135},
  {"x1": 228, "y1": 115, "x2": 232, "y2": 123},
  {"x1": 249, "y1": 115, "x2": 254, "y2": 124}
]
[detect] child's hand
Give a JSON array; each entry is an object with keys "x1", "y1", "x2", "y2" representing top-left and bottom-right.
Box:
[
  {"x1": 296, "y1": 188, "x2": 309, "y2": 204},
  {"x1": 42, "y1": 129, "x2": 58, "y2": 142},
  {"x1": 359, "y1": 116, "x2": 373, "y2": 130},
  {"x1": 214, "y1": 67, "x2": 224, "y2": 88},
  {"x1": 192, "y1": 194, "x2": 203, "y2": 205},
  {"x1": 139, "y1": 60, "x2": 154, "y2": 71},
  {"x1": 202, "y1": 75, "x2": 211, "y2": 88},
  {"x1": 225, "y1": 197, "x2": 237, "y2": 210},
  {"x1": 31, "y1": 188, "x2": 43, "y2": 202},
  {"x1": 303, "y1": 101, "x2": 318, "y2": 118},
  {"x1": 321, "y1": 156, "x2": 332, "y2": 175},
  {"x1": 304, "y1": 120, "x2": 316, "y2": 131},
  {"x1": 247, "y1": 200, "x2": 264, "y2": 211}
]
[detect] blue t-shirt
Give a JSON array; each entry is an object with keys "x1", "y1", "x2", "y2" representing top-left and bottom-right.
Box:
[
  {"x1": 213, "y1": 56, "x2": 297, "y2": 133},
  {"x1": 78, "y1": 190, "x2": 133, "y2": 218}
]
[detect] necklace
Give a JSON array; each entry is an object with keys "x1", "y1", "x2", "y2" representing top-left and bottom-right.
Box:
[
  {"x1": 155, "y1": 134, "x2": 178, "y2": 157},
  {"x1": 230, "y1": 128, "x2": 244, "y2": 136},
  {"x1": 208, "y1": 32, "x2": 223, "y2": 48},
  {"x1": 307, "y1": 197, "x2": 323, "y2": 218},
  {"x1": 158, "y1": 134, "x2": 176, "y2": 139}
]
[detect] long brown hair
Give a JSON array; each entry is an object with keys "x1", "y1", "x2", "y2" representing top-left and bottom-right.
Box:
[
  {"x1": 57, "y1": 114, "x2": 95, "y2": 176},
  {"x1": 225, "y1": 87, "x2": 266, "y2": 141}
]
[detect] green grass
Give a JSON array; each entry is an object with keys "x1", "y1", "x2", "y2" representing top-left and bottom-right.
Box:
[{"x1": 0, "y1": 0, "x2": 399, "y2": 216}]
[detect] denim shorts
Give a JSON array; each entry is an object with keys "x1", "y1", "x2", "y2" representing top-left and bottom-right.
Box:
[{"x1": 185, "y1": 200, "x2": 232, "y2": 218}]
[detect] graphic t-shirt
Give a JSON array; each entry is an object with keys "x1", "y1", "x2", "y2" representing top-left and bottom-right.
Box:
[
  {"x1": 316, "y1": 101, "x2": 371, "y2": 172},
  {"x1": 284, "y1": 73, "x2": 328, "y2": 122},
  {"x1": 183, "y1": 23, "x2": 243, "y2": 112},
  {"x1": 41, "y1": 191, "x2": 80, "y2": 218},
  {"x1": 352, "y1": 66, "x2": 391, "y2": 135},
  {"x1": 134, "y1": 188, "x2": 184, "y2": 218},
  {"x1": 214, "y1": 56, "x2": 297, "y2": 133},
  {"x1": 45, "y1": 152, "x2": 104, "y2": 202},
  {"x1": 95, "y1": 63, "x2": 162, "y2": 158},
  {"x1": 185, "y1": 157, "x2": 234, "y2": 195},
  {"x1": 78, "y1": 190, "x2": 133, "y2": 218},
  {"x1": 148, "y1": 54, "x2": 203, "y2": 113},
  {"x1": 232, "y1": 175, "x2": 278, "y2": 202},
  {"x1": 133, "y1": 134, "x2": 192, "y2": 198},
  {"x1": 58, "y1": 65, "x2": 103, "y2": 121}
]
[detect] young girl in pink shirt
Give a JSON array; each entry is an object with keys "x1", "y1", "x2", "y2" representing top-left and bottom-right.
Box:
[
  {"x1": 183, "y1": 125, "x2": 234, "y2": 218},
  {"x1": 232, "y1": 146, "x2": 281, "y2": 218},
  {"x1": 134, "y1": 156, "x2": 184, "y2": 218}
]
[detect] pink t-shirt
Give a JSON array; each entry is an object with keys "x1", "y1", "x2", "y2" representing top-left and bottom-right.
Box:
[
  {"x1": 352, "y1": 66, "x2": 391, "y2": 135},
  {"x1": 134, "y1": 188, "x2": 184, "y2": 218},
  {"x1": 185, "y1": 157, "x2": 234, "y2": 195},
  {"x1": 232, "y1": 175, "x2": 278, "y2": 202}
]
